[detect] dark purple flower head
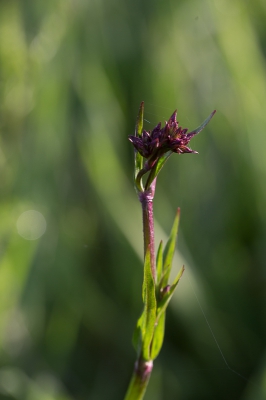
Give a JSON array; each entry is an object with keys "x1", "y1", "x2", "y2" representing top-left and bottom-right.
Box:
[
  {"x1": 159, "y1": 110, "x2": 198, "y2": 155},
  {"x1": 129, "y1": 109, "x2": 216, "y2": 163},
  {"x1": 129, "y1": 102, "x2": 216, "y2": 192},
  {"x1": 128, "y1": 122, "x2": 162, "y2": 159}
]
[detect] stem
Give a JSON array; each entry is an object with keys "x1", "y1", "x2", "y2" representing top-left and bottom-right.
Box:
[
  {"x1": 138, "y1": 179, "x2": 157, "y2": 283},
  {"x1": 124, "y1": 180, "x2": 157, "y2": 400},
  {"x1": 124, "y1": 359, "x2": 153, "y2": 400}
]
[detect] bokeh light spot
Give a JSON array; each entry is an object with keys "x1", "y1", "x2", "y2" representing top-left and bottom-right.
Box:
[{"x1": 16, "y1": 210, "x2": 47, "y2": 240}]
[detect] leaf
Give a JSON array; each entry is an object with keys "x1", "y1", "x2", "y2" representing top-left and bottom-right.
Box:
[
  {"x1": 150, "y1": 311, "x2": 166, "y2": 360},
  {"x1": 151, "y1": 265, "x2": 184, "y2": 360},
  {"x1": 156, "y1": 240, "x2": 163, "y2": 290},
  {"x1": 132, "y1": 310, "x2": 145, "y2": 356},
  {"x1": 157, "y1": 266, "x2": 185, "y2": 322},
  {"x1": 132, "y1": 246, "x2": 157, "y2": 360},
  {"x1": 135, "y1": 101, "x2": 144, "y2": 137},
  {"x1": 134, "y1": 102, "x2": 144, "y2": 187},
  {"x1": 186, "y1": 110, "x2": 216, "y2": 138},
  {"x1": 160, "y1": 208, "x2": 180, "y2": 289},
  {"x1": 141, "y1": 246, "x2": 157, "y2": 361},
  {"x1": 145, "y1": 151, "x2": 172, "y2": 190}
]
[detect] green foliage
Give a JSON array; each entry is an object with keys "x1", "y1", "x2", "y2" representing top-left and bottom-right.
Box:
[
  {"x1": 134, "y1": 102, "x2": 145, "y2": 191},
  {"x1": 159, "y1": 208, "x2": 181, "y2": 290},
  {"x1": 133, "y1": 211, "x2": 184, "y2": 361},
  {"x1": 141, "y1": 247, "x2": 157, "y2": 360},
  {"x1": 187, "y1": 110, "x2": 217, "y2": 137},
  {"x1": 155, "y1": 240, "x2": 163, "y2": 287},
  {"x1": 144, "y1": 151, "x2": 172, "y2": 191},
  {"x1": 133, "y1": 247, "x2": 156, "y2": 359}
]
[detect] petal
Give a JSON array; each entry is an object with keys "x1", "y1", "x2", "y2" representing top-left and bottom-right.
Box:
[{"x1": 168, "y1": 110, "x2": 177, "y2": 124}]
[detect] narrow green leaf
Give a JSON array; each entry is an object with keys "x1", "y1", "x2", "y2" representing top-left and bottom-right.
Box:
[
  {"x1": 150, "y1": 311, "x2": 166, "y2": 360},
  {"x1": 157, "y1": 266, "x2": 185, "y2": 321},
  {"x1": 142, "y1": 246, "x2": 157, "y2": 361},
  {"x1": 135, "y1": 101, "x2": 144, "y2": 136},
  {"x1": 132, "y1": 311, "x2": 145, "y2": 356},
  {"x1": 132, "y1": 246, "x2": 157, "y2": 358},
  {"x1": 151, "y1": 265, "x2": 184, "y2": 360},
  {"x1": 134, "y1": 102, "x2": 144, "y2": 186},
  {"x1": 156, "y1": 240, "x2": 163, "y2": 290},
  {"x1": 157, "y1": 265, "x2": 171, "y2": 293},
  {"x1": 187, "y1": 110, "x2": 216, "y2": 137},
  {"x1": 161, "y1": 208, "x2": 180, "y2": 288},
  {"x1": 145, "y1": 151, "x2": 172, "y2": 190},
  {"x1": 172, "y1": 264, "x2": 185, "y2": 286}
]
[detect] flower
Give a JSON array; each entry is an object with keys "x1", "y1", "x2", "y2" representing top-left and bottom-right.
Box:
[
  {"x1": 129, "y1": 103, "x2": 216, "y2": 192},
  {"x1": 128, "y1": 109, "x2": 216, "y2": 165}
]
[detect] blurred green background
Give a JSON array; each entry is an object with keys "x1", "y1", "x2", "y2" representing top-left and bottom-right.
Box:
[{"x1": 0, "y1": 0, "x2": 266, "y2": 399}]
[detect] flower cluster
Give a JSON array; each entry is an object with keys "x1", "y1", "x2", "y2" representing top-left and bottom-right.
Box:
[
  {"x1": 128, "y1": 103, "x2": 216, "y2": 192},
  {"x1": 128, "y1": 109, "x2": 216, "y2": 166}
]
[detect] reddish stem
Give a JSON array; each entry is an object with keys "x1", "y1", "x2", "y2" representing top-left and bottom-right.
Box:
[{"x1": 138, "y1": 179, "x2": 157, "y2": 283}]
